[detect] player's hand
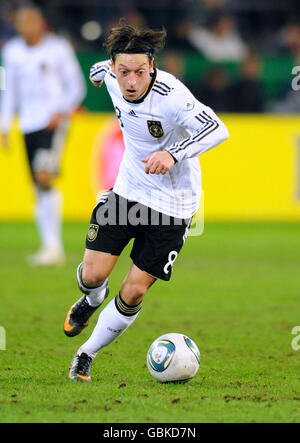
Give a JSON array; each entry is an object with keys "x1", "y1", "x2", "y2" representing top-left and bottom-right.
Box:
[
  {"x1": 89, "y1": 77, "x2": 103, "y2": 88},
  {"x1": 1, "y1": 133, "x2": 10, "y2": 152},
  {"x1": 47, "y1": 113, "x2": 64, "y2": 130},
  {"x1": 89, "y1": 61, "x2": 106, "y2": 87},
  {"x1": 141, "y1": 151, "x2": 175, "y2": 175}
]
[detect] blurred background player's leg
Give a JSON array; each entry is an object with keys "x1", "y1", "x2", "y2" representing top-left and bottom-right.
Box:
[
  {"x1": 33, "y1": 186, "x2": 64, "y2": 264},
  {"x1": 26, "y1": 124, "x2": 68, "y2": 266}
]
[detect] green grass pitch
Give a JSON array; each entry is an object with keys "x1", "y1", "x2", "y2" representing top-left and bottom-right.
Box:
[{"x1": 0, "y1": 221, "x2": 300, "y2": 423}]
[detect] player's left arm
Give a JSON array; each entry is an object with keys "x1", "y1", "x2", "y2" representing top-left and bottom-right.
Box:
[
  {"x1": 141, "y1": 83, "x2": 229, "y2": 174},
  {"x1": 164, "y1": 85, "x2": 229, "y2": 163}
]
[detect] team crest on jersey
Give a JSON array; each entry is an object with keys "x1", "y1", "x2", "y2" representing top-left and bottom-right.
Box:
[
  {"x1": 147, "y1": 120, "x2": 164, "y2": 138},
  {"x1": 87, "y1": 224, "x2": 99, "y2": 242}
]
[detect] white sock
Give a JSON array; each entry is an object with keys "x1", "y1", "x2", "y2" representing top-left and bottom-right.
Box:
[
  {"x1": 79, "y1": 295, "x2": 141, "y2": 358},
  {"x1": 86, "y1": 279, "x2": 108, "y2": 307},
  {"x1": 77, "y1": 263, "x2": 108, "y2": 307},
  {"x1": 36, "y1": 188, "x2": 63, "y2": 251}
]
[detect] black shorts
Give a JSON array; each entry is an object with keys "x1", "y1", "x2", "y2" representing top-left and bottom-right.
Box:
[
  {"x1": 85, "y1": 190, "x2": 192, "y2": 281},
  {"x1": 24, "y1": 123, "x2": 68, "y2": 179}
]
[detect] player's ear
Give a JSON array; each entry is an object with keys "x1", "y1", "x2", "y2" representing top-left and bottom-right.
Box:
[
  {"x1": 110, "y1": 58, "x2": 115, "y2": 74},
  {"x1": 149, "y1": 57, "x2": 154, "y2": 72}
]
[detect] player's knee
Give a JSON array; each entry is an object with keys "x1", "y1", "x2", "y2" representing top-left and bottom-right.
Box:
[
  {"x1": 81, "y1": 264, "x2": 106, "y2": 288},
  {"x1": 34, "y1": 170, "x2": 53, "y2": 189}
]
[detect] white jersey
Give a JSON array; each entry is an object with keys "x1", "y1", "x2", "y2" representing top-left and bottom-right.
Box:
[
  {"x1": 95, "y1": 60, "x2": 229, "y2": 219},
  {"x1": 0, "y1": 34, "x2": 86, "y2": 134}
]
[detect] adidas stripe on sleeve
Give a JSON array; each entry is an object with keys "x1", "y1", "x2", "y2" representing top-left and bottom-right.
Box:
[{"x1": 165, "y1": 83, "x2": 229, "y2": 162}]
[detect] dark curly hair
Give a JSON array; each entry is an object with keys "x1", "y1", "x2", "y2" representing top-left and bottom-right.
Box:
[{"x1": 103, "y1": 20, "x2": 166, "y2": 63}]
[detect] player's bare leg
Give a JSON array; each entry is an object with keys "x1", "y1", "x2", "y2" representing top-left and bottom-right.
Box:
[
  {"x1": 119, "y1": 262, "x2": 157, "y2": 306},
  {"x1": 81, "y1": 249, "x2": 119, "y2": 287},
  {"x1": 69, "y1": 263, "x2": 156, "y2": 381},
  {"x1": 64, "y1": 249, "x2": 118, "y2": 337}
]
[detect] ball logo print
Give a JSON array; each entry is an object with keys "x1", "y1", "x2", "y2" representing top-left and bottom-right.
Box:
[
  {"x1": 148, "y1": 340, "x2": 175, "y2": 372},
  {"x1": 153, "y1": 347, "x2": 167, "y2": 364}
]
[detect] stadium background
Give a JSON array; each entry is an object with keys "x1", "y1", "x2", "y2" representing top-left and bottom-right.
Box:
[{"x1": 1, "y1": 0, "x2": 300, "y2": 222}]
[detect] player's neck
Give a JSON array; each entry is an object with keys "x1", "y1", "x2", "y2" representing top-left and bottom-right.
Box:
[
  {"x1": 24, "y1": 33, "x2": 45, "y2": 46},
  {"x1": 137, "y1": 78, "x2": 152, "y2": 100},
  {"x1": 123, "y1": 69, "x2": 156, "y2": 104}
]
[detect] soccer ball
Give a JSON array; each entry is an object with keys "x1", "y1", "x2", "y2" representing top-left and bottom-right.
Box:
[{"x1": 146, "y1": 333, "x2": 200, "y2": 382}]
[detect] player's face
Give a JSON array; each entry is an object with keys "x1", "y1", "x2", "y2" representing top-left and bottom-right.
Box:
[
  {"x1": 15, "y1": 9, "x2": 46, "y2": 45},
  {"x1": 111, "y1": 54, "x2": 154, "y2": 101}
]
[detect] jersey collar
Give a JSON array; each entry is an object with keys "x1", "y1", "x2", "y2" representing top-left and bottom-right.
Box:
[{"x1": 123, "y1": 68, "x2": 157, "y2": 104}]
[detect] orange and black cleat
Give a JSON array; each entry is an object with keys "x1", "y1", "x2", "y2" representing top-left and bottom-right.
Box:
[
  {"x1": 69, "y1": 352, "x2": 93, "y2": 382},
  {"x1": 64, "y1": 289, "x2": 109, "y2": 337}
]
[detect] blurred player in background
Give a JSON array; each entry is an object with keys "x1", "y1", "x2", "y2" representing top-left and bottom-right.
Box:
[
  {"x1": 0, "y1": 5, "x2": 86, "y2": 265},
  {"x1": 64, "y1": 22, "x2": 229, "y2": 382}
]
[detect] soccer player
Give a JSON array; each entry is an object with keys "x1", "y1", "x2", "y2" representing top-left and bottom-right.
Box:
[
  {"x1": 0, "y1": 6, "x2": 86, "y2": 265},
  {"x1": 64, "y1": 23, "x2": 229, "y2": 381}
]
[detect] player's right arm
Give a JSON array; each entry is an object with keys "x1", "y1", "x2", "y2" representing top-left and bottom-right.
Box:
[{"x1": 89, "y1": 60, "x2": 110, "y2": 88}]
